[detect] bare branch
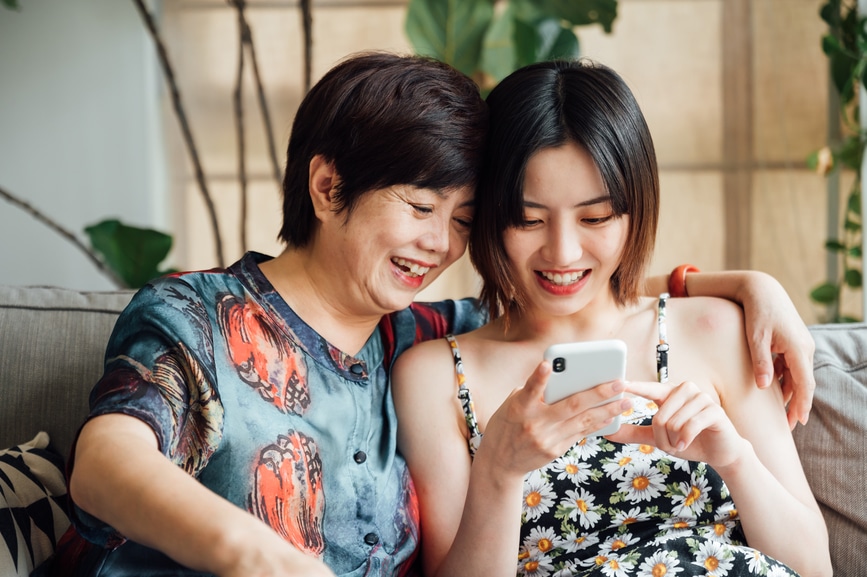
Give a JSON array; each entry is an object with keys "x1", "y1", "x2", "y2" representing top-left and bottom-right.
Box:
[
  {"x1": 132, "y1": 0, "x2": 225, "y2": 267},
  {"x1": 229, "y1": 0, "x2": 249, "y2": 252},
  {"x1": 0, "y1": 185, "x2": 126, "y2": 288},
  {"x1": 300, "y1": 0, "x2": 313, "y2": 94},
  {"x1": 246, "y1": 31, "x2": 283, "y2": 185}
]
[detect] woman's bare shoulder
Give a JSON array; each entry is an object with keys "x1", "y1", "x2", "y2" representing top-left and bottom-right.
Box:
[
  {"x1": 667, "y1": 295, "x2": 746, "y2": 343},
  {"x1": 665, "y1": 295, "x2": 754, "y2": 395}
]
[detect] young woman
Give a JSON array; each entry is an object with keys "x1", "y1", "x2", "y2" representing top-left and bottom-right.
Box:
[{"x1": 393, "y1": 60, "x2": 831, "y2": 577}]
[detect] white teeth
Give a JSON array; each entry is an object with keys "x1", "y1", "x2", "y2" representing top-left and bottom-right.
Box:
[
  {"x1": 540, "y1": 270, "x2": 586, "y2": 285},
  {"x1": 392, "y1": 258, "x2": 431, "y2": 277}
]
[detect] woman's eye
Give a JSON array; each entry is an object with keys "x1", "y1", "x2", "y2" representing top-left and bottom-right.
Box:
[
  {"x1": 454, "y1": 217, "x2": 473, "y2": 229},
  {"x1": 520, "y1": 218, "x2": 542, "y2": 228},
  {"x1": 412, "y1": 204, "x2": 434, "y2": 215},
  {"x1": 583, "y1": 214, "x2": 614, "y2": 225}
]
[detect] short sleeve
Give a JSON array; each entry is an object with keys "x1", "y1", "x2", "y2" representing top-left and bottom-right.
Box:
[
  {"x1": 69, "y1": 277, "x2": 225, "y2": 546},
  {"x1": 379, "y1": 297, "x2": 487, "y2": 369}
]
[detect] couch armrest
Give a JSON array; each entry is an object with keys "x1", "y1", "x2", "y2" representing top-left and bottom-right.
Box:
[{"x1": 794, "y1": 323, "x2": 867, "y2": 576}]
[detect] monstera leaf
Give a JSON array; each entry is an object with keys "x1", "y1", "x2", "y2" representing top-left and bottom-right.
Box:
[
  {"x1": 406, "y1": 0, "x2": 616, "y2": 90},
  {"x1": 522, "y1": 0, "x2": 617, "y2": 32},
  {"x1": 405, "y1": 0, "x2": 495, "y2": 78},
  {"x1": 481, "y1": 6, "x2": 580, "y2": 84},
  {"x1": 85, "y1": 219, "x2": 177, "y2": 288}
]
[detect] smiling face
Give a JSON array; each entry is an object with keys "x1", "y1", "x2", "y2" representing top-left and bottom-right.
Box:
[
  {"x1": 503, "y1": 141, "x2": 629, "y2": 318},
  {"x1": 319, "y1": 183, "x2": 475, "y2": 317},
  {"x1": 472, "y1": 60, "x2": 658, "y2": 321}
]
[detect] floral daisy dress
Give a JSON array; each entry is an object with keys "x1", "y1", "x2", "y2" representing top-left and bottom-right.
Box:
[{"x1": 444, "y1": 295, "x2": 800, "y2": 577}]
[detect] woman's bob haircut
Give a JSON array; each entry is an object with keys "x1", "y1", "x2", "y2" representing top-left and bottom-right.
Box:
[
  {"x1": 471, "y1": 59, "x2": 659, "y2": 321},
  {"x1": 279, "y1": 51, "x2": 488, "y2": 247}
]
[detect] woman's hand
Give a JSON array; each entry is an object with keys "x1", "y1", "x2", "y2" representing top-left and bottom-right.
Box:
[
  {"x1": 674, "y1": 269, "x2": 816, "y2": 429},
  {"x1": 736, "y1": 272, "x2": 816, "y2": 429},
  {"x1": 220, "y1": 531, "x2": 337, "y2": 577},
  {"x1": 476, "y1": 361, "x2": 632, "y2": 477},
  {"x1": 607, "y1": 380, "x2": 749, "y2": 470}
]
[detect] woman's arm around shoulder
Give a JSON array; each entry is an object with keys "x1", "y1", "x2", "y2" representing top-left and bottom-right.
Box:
[{"x1": 645, "y1": 268, "x2": 816, "y2": 428}]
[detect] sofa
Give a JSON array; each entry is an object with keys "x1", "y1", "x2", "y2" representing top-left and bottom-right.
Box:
[{"x1": 0, "y1": 284, "x2": 865, "y2": 576}]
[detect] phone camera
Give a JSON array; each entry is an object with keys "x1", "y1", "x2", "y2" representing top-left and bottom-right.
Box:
[{"x1": 552, "y1": 357, "x2": 566, "y2": 373}]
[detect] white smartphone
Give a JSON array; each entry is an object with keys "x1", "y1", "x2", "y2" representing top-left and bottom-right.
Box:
[{"x1": 543, "y1": 339, "x2": 628, "y2": 437}]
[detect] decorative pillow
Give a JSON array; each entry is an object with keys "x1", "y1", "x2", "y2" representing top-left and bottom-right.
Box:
[{"x1": 0, "y1": 432, "x2": 69, "y2": 577}]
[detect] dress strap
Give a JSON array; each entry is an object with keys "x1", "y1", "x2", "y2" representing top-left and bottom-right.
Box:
[
  {"x1": 445, "y1": 334, "x2": 483, "y2": 457},
  {"x1": 656, "y1": 293, "x2": 670, "y2": 384}
]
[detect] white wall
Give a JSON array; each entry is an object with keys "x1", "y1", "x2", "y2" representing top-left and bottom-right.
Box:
[{"x1": 0, "y1": 0, "x2": 165, "y2": 289}]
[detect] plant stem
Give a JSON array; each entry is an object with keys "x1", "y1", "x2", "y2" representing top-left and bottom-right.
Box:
[
  {"x1": 241, "y1": 9, "x2": 282, "y2": 184},
  {"x1": 300, "y1": 0, "x2": 313, "y2": 93},
  {"x1": 230, "y1": 0, "x2": 249, "y2": 252},
  {"x1": 132, "y1": 0, "x2": 225, "y2": 267},
  {"x1": 0, "y1": 185, "x2": 126, "y2": 288}
]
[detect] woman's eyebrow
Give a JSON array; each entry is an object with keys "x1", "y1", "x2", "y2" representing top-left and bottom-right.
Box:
[
  {"x1": 523, "y1": 195, "x2": 611, "y2": 209},
  {"x1": 432, "y1": 187, "x2": 475, "y2": 208}
]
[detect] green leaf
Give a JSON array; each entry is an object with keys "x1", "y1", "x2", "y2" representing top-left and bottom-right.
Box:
[
  {"x1": 825, "y1": 239, "x2": 846, "y2": 251},
  {"x1": 819, "y1": 1, "x2": 836, "y2": 28},
  {"x1": 845, "y1": 268, "x2": 862, "y2": 288},
  {"x1": 844, "y1": 218, "x2": 861, "y2": 231},
  {"x1": 529, "y1": 0, "x2": 618, "y2": 33},
  {"x1": 532, "y1": 18, "x2": 580, "y2": 62},
  {"x1": 810, "y1": 282, "x2": 839, "y2": 304},
  {"x1": 480, "y1": 10, "x2": 580, "y2": 86},
  {"x1": 405, "y1": 0, "x2": 495, "y2": 77},
  {"x1": 839, "y1": 315, "x2": 861, "y2": 323},
  {"x1": 837, "y1": 135, "x2": 863, "y2": 170},
  {"x1": 479, "y1": 4, "x2": 519, "y2": 83},
  {"x1": 822, "y1": 33, "x2": 844, "y2": 56},
  {"x1": 513, "y1": 16, "x2": 579, "y2": 66},
  {"x1": 85, "y1": 219, "x2": 175, "y2": 289},
  {"x1": 860, "y1": 60, "x2": 867, "y2": 95},
  {"x1": 1, "y1": 0, "x2": 20, "y2": 10},
  {"x1": 849, "y1": 245, "x2": 862, "y2": 257},
  {"x1": 806, "y1": 150, "x2": 819, "y2": 171},
  {"x1": 848, "y1": 190, "x2": 862, "y2": 215}
]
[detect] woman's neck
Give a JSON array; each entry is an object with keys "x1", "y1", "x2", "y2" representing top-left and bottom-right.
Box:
[
  {"x1": 499, "y1": 289, "x2": 635, "y2": 345},
  {"x1": 259, "y1": 250, "x2": 383, "y2": 356}
]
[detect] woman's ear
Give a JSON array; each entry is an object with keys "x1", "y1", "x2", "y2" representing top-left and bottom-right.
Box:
[{"x1": 308, "y1": 154, "x2": 339, "y2": 217}]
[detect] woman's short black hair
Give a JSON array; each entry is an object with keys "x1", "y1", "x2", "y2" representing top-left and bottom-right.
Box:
[
  {"x1": 471, "y1": 59, "x2": 659, "y2": 320},
  {"x1": 279, "y1": 51, "x2": 489, "y2": 247}
]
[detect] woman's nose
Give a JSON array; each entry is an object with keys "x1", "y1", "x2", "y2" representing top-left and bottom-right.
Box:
[
  {"x1": 543, "y1": 223, "x2": 583, "y2": 265},
  {"x1": 419, "y1": 216, "x2": 451, "y2": 254}
]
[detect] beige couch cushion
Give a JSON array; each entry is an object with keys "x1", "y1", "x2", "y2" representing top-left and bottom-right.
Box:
[
  {"x1": 796, "y1": 323, "x2": 867, "y2": 576},
  {"x1": 0, "y1": 285, "x2": 133, "y2": 461}
]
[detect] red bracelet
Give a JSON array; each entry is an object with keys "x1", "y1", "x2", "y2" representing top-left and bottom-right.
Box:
[{"x1": 668, "y1": 264, "x2": 700, "y2": 298}]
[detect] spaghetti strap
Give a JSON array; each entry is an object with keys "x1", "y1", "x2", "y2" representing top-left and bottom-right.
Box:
[
  {"x1": 445, "y1": 334, "x2": 483, "y2": 456},
  {"x1": 656, "y1": 292, "x2": 670, "y2": 384}
]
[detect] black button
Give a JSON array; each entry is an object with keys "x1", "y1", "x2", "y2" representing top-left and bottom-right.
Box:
[
  {"x1": 364, "y1": 532, "x2": 379, "y2": 545},
  {"x1": 353, "y1": 451, "x2": 367, "y2": 464},
  {"x1": 349, "y1": 363, "x2": 364, "y2": 376}
]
